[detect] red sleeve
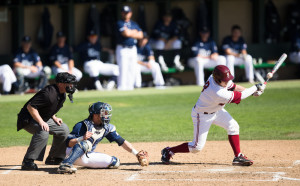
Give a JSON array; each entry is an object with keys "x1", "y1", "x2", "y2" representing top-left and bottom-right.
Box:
[{"x1": 229, "y1": 91, "x2": 242, "y2": 104}]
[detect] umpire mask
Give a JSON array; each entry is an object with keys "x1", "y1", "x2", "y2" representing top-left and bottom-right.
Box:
[{"x1": 56, "y1": 72, "x2": 77, "y2": 103}]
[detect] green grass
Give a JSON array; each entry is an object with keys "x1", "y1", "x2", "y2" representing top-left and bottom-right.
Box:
[{"x1": 1, "y1": 80, "x2": 300, "y2": 147}]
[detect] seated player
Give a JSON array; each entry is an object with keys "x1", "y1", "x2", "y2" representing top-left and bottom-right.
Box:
[
  {"x1": 76, "y1": 30, "x2": 119, "y2": 90},
  {"x1": 222, "y1": 25, "x2": 254, "y2": 83},
  {"x1": 188, "y1": 27, "x2": 226, "y2": 86},
  {"x1": 289, "y1": 33, "x2": 300, "y2": 64},
  {"x1": 161, "y1": 65, "x2": 265, "y2": 166},
  {"x1": 50, "y1": 32, "x2": 82, "y2": 81},
  {"x1": 151, "y1": 11, "x2": 184, "y2": 71},
  {"x1": 0, "y1": 64, "x2": 17, "y2": 94},
  {"x1": 57, "y1": 101, "x2": 147, "y2": 174},
  {"x1": 13, "y1": 36, "x2": 48, "y2": 92},
  {"x1": 135, "y1": 34, "x2": 165, "y2": 88}
]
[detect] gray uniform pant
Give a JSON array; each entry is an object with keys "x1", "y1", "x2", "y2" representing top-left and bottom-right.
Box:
[{"x1": 23, "y1": 118, "x2": 69, "y2": 161}]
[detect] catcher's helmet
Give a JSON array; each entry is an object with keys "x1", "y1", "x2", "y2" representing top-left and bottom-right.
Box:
[
  {"x1": 213, "y1": 65, "x2": 234, "y2": 83},
  {"x1": 89, "y1": 102, "x2": 112, "y2": 125}
]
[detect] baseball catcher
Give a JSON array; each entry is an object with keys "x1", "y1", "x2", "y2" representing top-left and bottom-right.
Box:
[
  {"x1": 161, "y1": 65, "x2": 265, "y2": 166},
  {"x1": 57, "y1": 101, "x2": 149, "y2": 174}
]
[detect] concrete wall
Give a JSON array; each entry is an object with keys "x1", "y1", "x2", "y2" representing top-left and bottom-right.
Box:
[{"x1": 0, "y1": 7, "x2": 11, "y2": 55}]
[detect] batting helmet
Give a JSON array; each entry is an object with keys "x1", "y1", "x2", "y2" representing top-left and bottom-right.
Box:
[
  {"x1": 213, "y1": 65, "x2": 234, "y2": 83},
  {"x1": 89, "y1": 102, "x2": 112, "y2": 125}
]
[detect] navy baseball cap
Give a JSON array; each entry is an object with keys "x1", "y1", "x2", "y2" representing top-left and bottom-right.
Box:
[
  {"x1": 88, "y1": 30, "x2": 98, "y2": 36},
  {"x1": 56, "y1": 31, "x2": 65, "y2": 38},
  {"x1": 122, "y1": 5, "x2": 132, "y2": 13},
  {"x1": 22, "y1": 36, "x2": 31, "y2": 43},
  {"x1": 200, "y1": 27, "x2": 210, "y2": 33}
]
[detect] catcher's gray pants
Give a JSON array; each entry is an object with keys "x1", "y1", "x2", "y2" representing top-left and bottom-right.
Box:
[{"x1": 23, "y1": 118, "x2": 69, "y2": 161}]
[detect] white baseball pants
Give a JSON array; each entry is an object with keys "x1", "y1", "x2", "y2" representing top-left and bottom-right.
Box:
[
  {"x1": 152, "y1": 39, "x2": 182, "y2": 50},
  {"x1": 135, "y1": 60, "x2": 165, "y2": 87},
  {"x1": 116, "y1": 45, "x2": 138, "y2": 90},
  {"x1": 53, "y1": 64, "x2": 83, "y2": 81},
  {"x1": 226, "y1": 55, "x2": 254, "y2": 81},
  {"x1": 0, "y1": 65, "x2": 17, "y2": 92},
  {"x1": 66, "y1": 147, "x2": 113, "y2": 168},
  {"x1": 15, "y1": 67, "x2": 43, "y2": 78},
  {"x1": 188, "y1": 56, "x2": 226, "y2": 86},
  {"x1": 84, "y1": 60, "x2": 119, "y2": 77},
  {"x1": 188, "y1": 108, "x2": 239, "y2": 153},
  {"x1": 289, "y1": 52, "x2": 300, "y2": 64}
]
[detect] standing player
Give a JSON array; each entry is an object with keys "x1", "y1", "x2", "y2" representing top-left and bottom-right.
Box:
[
  {"x1": 222, "y1": 25, "x2": 254, "y2": 83},
  {"x1": 135, "y1": 34, "x2": 165, "y2": 88},
  {"x1": 116, "y1": 5, "x2": 143, "y2": 91},
  {"x1": 13, "y1": 36, "x2": 48, "y2": 92},
  {"x1": 289, "y1": 34, "x2": 300, "y2": 64},
  {"x1": 76, "y1": 30, "x2": 119, "y2": 90},
  {"x1": 188, "y1": 27, "x2": 226, "y2": 86},
  {"x1": 50, "y1": 31, "x2": 82, "y2": 82},
  {"x1": 0, "y1": 64, "x2": 17, "y2": 94},
  {"x1": 57, "y1": 101, "x2": 149, "y2": 174},
  {"x1": 151, "y1": 12, "x2": 184, "y2": 71},
  {"x1": 161, "y1": 65, "x2": 265, "y2": 166}
]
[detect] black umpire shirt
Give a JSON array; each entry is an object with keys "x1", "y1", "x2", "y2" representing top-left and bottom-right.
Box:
[{"x1": 17, "y1": 84, "x2": 66, "y2": 131}]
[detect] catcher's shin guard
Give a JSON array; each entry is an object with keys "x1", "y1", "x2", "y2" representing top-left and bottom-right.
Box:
[{"x1": 108, "y1": 156, "x2": 120, "y2": 169}]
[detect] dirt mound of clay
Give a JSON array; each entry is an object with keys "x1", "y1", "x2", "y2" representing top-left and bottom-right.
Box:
[{"x1": 0, "y1": 140, "x2": 300, "y2": 185}]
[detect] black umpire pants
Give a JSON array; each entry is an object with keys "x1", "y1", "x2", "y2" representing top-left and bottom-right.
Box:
[{"x1": 23, "y1": 119, "x2": 69, "y2": 161}]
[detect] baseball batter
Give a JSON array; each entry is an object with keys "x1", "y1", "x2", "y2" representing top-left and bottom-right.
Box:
[
  {"x1": 222, "y1": 25, "x2": 254, "y2": 83},
  {"x1": 116, "y1": 5, "x2": 143, "y2": 91},
  {"x1": 188, "y1": 27, "x2": 226, "y2": 86},
  {"x1": 57, "y1": 101, "x2": 149, "y2": 174},
  {"x1": 161, "y1": 65, "x2": 265, "y2": 166},
  {"x1": 76, "y1": 30, "x2": 119, "y2": 90},
  {"x1": 0, "y1": 64, "x2": 17, "y2": 94},
  {"x1": 135, "y1": 34, "x2": 165, "y2": 88}
]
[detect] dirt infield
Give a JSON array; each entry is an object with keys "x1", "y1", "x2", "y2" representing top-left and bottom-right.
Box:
[{"x1": 0, "y1": 140, "x2": 299, "y2": 186}]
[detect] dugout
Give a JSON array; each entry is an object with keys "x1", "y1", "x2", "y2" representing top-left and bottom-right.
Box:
[{"x1": 0, "y1": 0, "x2": 299, "y2": 86}]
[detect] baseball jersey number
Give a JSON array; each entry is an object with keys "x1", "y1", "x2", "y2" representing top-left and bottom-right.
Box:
[{"x1": 202, "y1": 81, "x2": 210, "y2": 92}]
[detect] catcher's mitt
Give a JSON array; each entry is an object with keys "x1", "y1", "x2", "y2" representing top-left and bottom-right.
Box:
[{"x1": 136, "y1": 150, "x2": 149, "y2": 166}]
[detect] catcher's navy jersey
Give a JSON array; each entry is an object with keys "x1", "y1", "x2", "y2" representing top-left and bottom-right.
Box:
[
  {"x1": 66, "y1": 119, "x2": 123, "y2": 152},
  {"x1": 152, "y1": 20, "x2": 179, "y2": 40},
  {"x1": 117, "y1": 20, "x2": 141, "y2": 46},
  {"x1": 191, "y1": 38, "x2": 218, "y2": 57},
  {"x1": 13, "y1": 48, "x2": 40, "y2": 67},
  {"x1": 137, "y1": 43, "x2": 154, "y2": 62},
  {"x1": 222, "y1": 36, "x2": 247, "y2": 54},
  {"x1": 290, "y1": 36, "x2": 300, "y2": 52},
  {"x1": 49, "y1": 44, "x2": 73, "y2": 65},
  {"x1": 76, "y1": 41, "x2": 101, "y2": 62}
]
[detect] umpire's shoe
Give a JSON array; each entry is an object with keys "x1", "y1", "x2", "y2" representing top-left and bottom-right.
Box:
[
  {"x1": 161, "y1": 147, "x2": 173, "y2": 165},
  {"x1": 21, "y1": 158, "x2": 38, "y2": 170},
  {"x1": 45, "y1": 156, "x2": 63, "y2": 165},
  {"x1": 232, "y1": 153, "x2": 253, "y2": 166},
  {"x1": 57, "y1": 164, "x2": 77, "y2": 174}
]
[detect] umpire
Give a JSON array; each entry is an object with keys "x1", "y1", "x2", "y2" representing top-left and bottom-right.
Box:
[{"x1": 17, "y1": 72, "x2": 77, "y2": 170}]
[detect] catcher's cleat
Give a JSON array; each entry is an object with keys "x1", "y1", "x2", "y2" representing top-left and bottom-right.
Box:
[
  {"x1": 161, "y1": 147, "x2": 173, "y2": 165},
  {"x1": 45, "y1": 156, "x2": 63, "y2": 165},
  {"x1": 232, "y1": 153, "x2": 253, "y2": 166},
  {"x1": 108, "y1": 156, "x2": 120, "y2": 169},
  {"x1": 57, "y1": 164, "x2": 77, "y2": 174},
  {"x1": 21, "y1": 159, "x2": 38, "y2": 171}
]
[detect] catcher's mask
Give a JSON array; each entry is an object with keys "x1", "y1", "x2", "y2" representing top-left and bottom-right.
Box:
[
  {"x1": 56, "y1": 72, "x2": 77, "y2": 103},
  {"x1": 89, "y1": 102, "x2": 112, "y2": 125}
]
